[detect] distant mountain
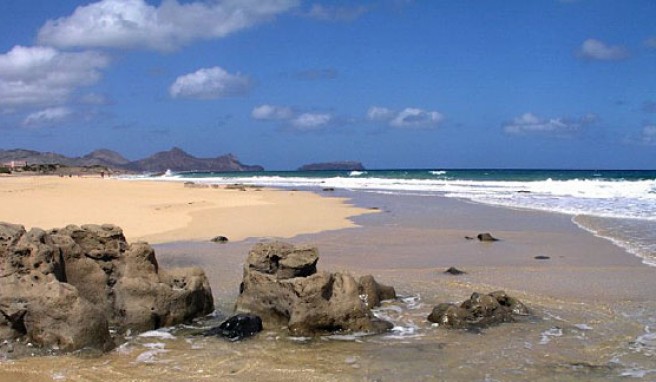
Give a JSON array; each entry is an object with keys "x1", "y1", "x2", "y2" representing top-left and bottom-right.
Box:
[
  {"x1": 298, "y1": 161, "x2": 365, "y2": 171},
  {"x1": 127, "y1": 147, "x2": 263, "y2": 172},
  {"x1": 0, "y1": 147, "x2": 264, "y2": 173},
  {"x1": 81, "y1": 149, "x2": 130, "y2": 167},
  {"x1": 0, "y1": 149, "x2": 74, "y2": 166}
]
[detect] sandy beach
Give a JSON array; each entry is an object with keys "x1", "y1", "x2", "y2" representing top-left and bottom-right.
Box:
[
  {"x1": 0, "y1": 176, "x2": 373, "y2": 244},
  {"x1": 1, "y1": 177, "x2": 655, "y2": 381}
]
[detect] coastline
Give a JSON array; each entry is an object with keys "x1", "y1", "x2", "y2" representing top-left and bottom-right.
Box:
[{"x1": 2, "y1": 177, "x2": 655, "y2": 380}]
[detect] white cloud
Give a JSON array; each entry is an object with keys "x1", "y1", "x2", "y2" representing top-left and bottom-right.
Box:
[
  {"x1": 503, "y1": 112, "x2": 597, "y2": 136},
  {"x1": 578, "y1": 38, "x2": 629, "y2": 61},
  {"x1": 390, "y1": 108, "x2": 443, "y2": 128},
  {"x1": 367, "y1": 106, "x2": 444, "y2": 128},
  {"x1": 367, "y1": 106, "x2": 394, "y2": 121},
  {"x1": 0, "y1": 45, "x2": 109, "y2": 109},
  {"x1": 37, "y1": 0, "x2": 300, "y2": 52},
  {"x1": 252, "y1": 104, "x2": 293, "y2": 120},
  {"x1": 22, "y1": 107, "x2": 72, "y2": 126},
  {"x1": 291, "y1": 112, "x2": 332, "y2": 130},
  {"x1": 169, "y1": 66, "x2": 251, "y2": 99},
  {"x1": 306, "y1": 4, "x2": 369, "y2": 22}
]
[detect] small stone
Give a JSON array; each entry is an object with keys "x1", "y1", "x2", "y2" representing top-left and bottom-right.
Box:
[
  {"x1": 534, "y1": 255, "x2": 550, "y2": 260},
  {"x1": 477, "y1": 233, "x2": 499, "y2": 242},
  {"x1": 211, "y1": 236, "x2": 229, "y2": 243},
  {"x1": 444, "y1": 267, "x2": 466, "y2": 275}
]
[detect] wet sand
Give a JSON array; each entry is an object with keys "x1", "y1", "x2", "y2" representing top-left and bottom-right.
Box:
[{"x1": 2, "y1": 189, "x2": 655, "y2": 381}]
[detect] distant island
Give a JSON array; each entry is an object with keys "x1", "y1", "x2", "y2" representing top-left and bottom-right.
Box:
[
  {"x1": 0, "y1": 147, "x2": 263, "y2": 175},
  {"x1": 298, "y1": 161, "x2": 365, "y2": 171}
]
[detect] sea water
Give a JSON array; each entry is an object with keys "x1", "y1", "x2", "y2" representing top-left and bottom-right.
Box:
[{"x1": 146, "y1": 168, "x2": 656, "y2": 266}]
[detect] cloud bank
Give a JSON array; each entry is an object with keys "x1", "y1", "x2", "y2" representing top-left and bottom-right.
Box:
[
  {"x1": 169, "y1": 66, "x2": 251, "y2": 99},
  {"x1": 37, "y1": 0, "x2": 300, "y2": 52},
  {"x1": 0, "y1": 45, "x2": 109, "y2": 110}
]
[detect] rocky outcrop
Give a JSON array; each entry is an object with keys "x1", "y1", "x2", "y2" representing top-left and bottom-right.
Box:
[
  {"x1": 427, "y1": 291, "x2": 529, "y2": 330},
  {"x1": 235, "y1": 242, "x2": 394, "y2": 336},
  {"x1": 0, "y1": 223, "x2": 214, "y2": 352}
]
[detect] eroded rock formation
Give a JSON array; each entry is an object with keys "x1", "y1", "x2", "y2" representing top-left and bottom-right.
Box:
[
  {"x1": 0, "y1": 223, "x2": 214, "y2": 352},
  {"x1": 427, "y1": 291, "x2": 529, "y2": 329},
  {"x1": 235, "y1": 242, "x2": 395, "y2": 336}
]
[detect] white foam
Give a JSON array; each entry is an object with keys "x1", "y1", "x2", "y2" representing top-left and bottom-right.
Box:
[
  {"x1": 131, "y1": 174, "x2": 656, "y2": 221},
  {"x1": 539, "y1": 327, "x2": 563, "y2": 345},
  {"x1": 138, "y1": 329, "x2": 176, "y2": 340}
]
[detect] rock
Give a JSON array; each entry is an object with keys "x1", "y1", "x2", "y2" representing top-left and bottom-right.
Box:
[
  {"x1": 235, "y1": 242, "x2": 393, "y2": 336},
  {"x1": 358, "y1": 275, "x2": 396, "y2": 309},
  {"x1": 477, "y1": 233, "x2": 499, "y2": 242},
  {"x1": 427, "y1": 291, "x2": 529, "y2": 329},
  {"x1": 534, "y1": 255, "x2": 550, "y2": 260},
  {"x1": 0, "y1": 222, "x2": 214, "y2": 353},
  {"x1": 322, "y1": 187, "x2": 335, "y2": 192},
  {"x1": 245, "y1": 242, "x2": 318, "y2": 279},
  {"x1": 444, "y1": 267, "x2": 466, "y2": 275},
  {"x1": 211, "y1": 236, "x2": 229, "y2": 244},
  {"x1": 204, "y1": 314, "x2": 263, "y2": 341}
]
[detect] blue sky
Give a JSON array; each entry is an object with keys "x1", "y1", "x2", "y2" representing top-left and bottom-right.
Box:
[{"x1": 0, "y1": 0, "x2": 654, "y2": 169}]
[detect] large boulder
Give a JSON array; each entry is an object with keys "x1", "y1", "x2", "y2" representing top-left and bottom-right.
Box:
[
  {"x1": 235, "y1": 242, "x2": 394, "y2": 336},
  {"x1": 0, "y1": 223, "x2": 214, "y2": 352},
  {"x1": 427, "y1": 291, "x2": 529, "y2": 329}
]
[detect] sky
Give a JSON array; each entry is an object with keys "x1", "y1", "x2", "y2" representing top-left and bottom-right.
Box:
[{"x1": 0, "y1": 0, "x2": 654, "y2": 170}]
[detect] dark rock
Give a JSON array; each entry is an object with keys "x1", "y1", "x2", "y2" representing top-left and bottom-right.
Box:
[
  {"x1": 534, "y1": 255, "x2": 550, "y2": 260},
  {"x1": 464, "y1": 236, "x2": 475, "y2": 240},
  {"x1": 358, "y1": 275, "x2": 396, "y2": 309},
  {"x1": 322, "y1": 187, "x2": 336, "y2": 192},
  {"x1": 0, "y1": 222, "x2": 214, "y2": 353},
  {"x1": 235, "y1": 242, "x2": 393, "y2": 336},
  {"x1": 211, "y1": 236, "x2": 229, "y2": 244},
  {"x1": 427, "y1": 290, "x2": 529, "y2": 329},
  {"x1": 204, "y1": 314, "x2": 263, "y2": 341},
  {"x1": 477, "y1": 233, "x2": 499, "y2": 242},
  {"x1": 444, "y1": 267, "x2": 466, "y2": 275}
]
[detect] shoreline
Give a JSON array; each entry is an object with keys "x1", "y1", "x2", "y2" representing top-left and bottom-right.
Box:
[{"x1": 2, "y1": 177, "x2": 656, "y2": 380}]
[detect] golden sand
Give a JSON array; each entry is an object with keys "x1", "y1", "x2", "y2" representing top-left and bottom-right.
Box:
[{"x1": 0, "y1": 176, "x2": 373, "y2": 244}]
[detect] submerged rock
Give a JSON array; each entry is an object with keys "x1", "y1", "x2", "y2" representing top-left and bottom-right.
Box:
[
  {"x1": 235, "y1": 242, "x2": 394, "y2": 336},
  {"x1": 0, "y1": 222, "x2": 214, "y2": 353},
  {"x1": 427, "y1": 290, "x2": 529, "y2": 329},
  {"x1": 204, "y1": 314, "x2": 263, "y2": 341}
]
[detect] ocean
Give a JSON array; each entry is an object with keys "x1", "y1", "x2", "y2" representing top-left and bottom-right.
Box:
[{"x1": 148, "y1": 168, "x2": 656, "y2": 267}]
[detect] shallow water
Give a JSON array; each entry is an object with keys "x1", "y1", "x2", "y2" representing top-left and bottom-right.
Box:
[{"x1": 2, "y1": 192, "x2": 655, "y2": 381}]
